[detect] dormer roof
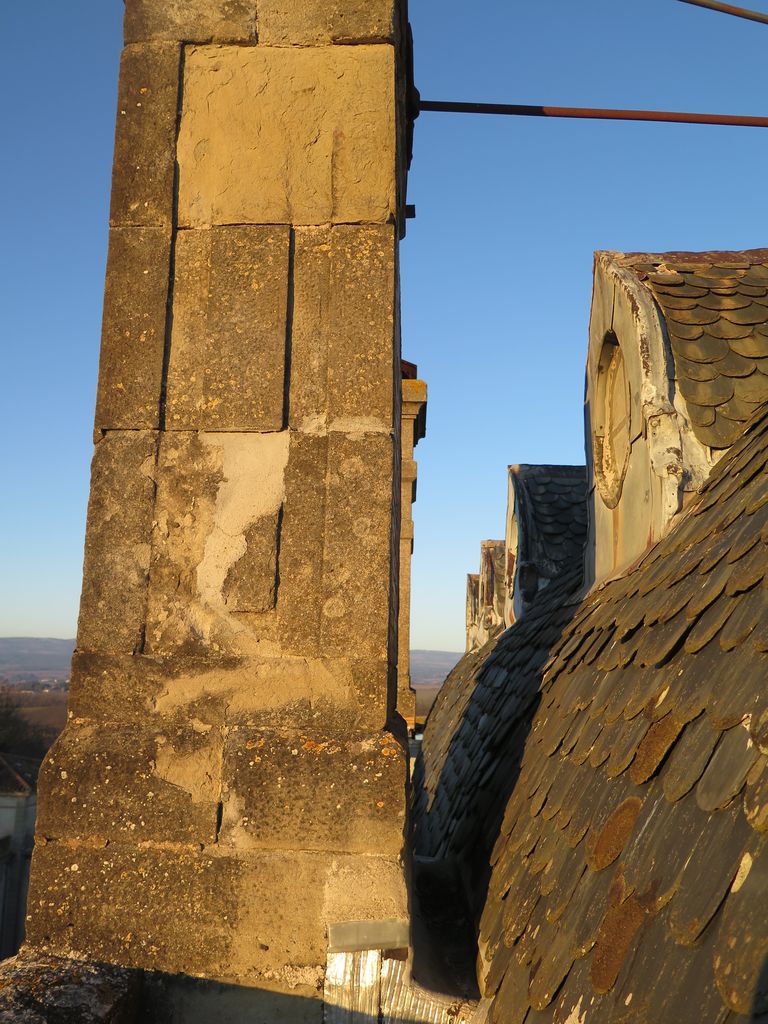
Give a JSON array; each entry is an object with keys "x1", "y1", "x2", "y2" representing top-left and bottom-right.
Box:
[
  {"x1": 508, "y1": 464, "x2": 587, "y2": 582},
  {"x1": 613, "y1": 248, "x2": 768, "y2": 450}
]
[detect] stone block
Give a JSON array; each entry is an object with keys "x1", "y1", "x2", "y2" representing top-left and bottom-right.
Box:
[
  {"x1": 321, "y1": 432, "x2": 396, "y2": 660},
  {"x1": 27, "y1": 842, "x2": 403, "y2": 987},
  {"x1": 66, "y1": 651, "x2": 380, "y2": 726},
  {"x1": 276, "y1": 432, "x2": 327, "y2": 656},
  {"x1": 124, "y1": 0, "x2": 256, "y2": 43},
  {"x1": 349, "y1": 658, "x2": 392, "y2": 728},
  {"x1": 227, "y1": 851, "x2": 328, "y2": 979},
  {"x1": 94, "y1": 227, "x2": 171, "y2": 429},
  {"x1": 143, "y1": 432, "x2": 222, "y2": 656},
  {"x1": 219, "y1": 722, "x2": 406, "y2": 855},
  {"x1": 109, "y1": 43, "x2": 179, "y2": 227},
  {"x1": 27, "y1": 843, "x2": 406, "y2": 989},
  {"x1": 289, "y1": 229, "x2": 332, "y2": 428},
  {"x1": 144, "y1": 431, "x2": 290, "y2": 656},
  {"x1": 27, "y1": 843, "x2": 238, "y2": 977},
  {"x1": 36, "y1": 721, "x2": 221, "y2": 845},
  {"x1": 290, "y1": 226, "x2": 396, "y2": 430},
  {"x1": 166, "y1": 227, "x2": 290, "y2": 431},
  {"x1": 163, "y1": 229, "x2": 209, "y2": 426},
  {"x1": 328, "y1": 225, "x2": 397, "y2": 426},
  {"x1": 223, "y1": 512, "x2": 281, "y2": 613},
  {"x1": 66, "y1": 651, "x2": 243, "y2": 725},
  {"x1": 177, "y1": 45, "x2": 396, "y2": 226},
  {"x1": 230, "y1": 851, "x2": 407, "y2": 981},
  {"x1": 321, "y1": 854, "x2": 409, "y2": 930},
  {"x1": 67, "y1": 652, "x2": 165, "y2": 723},
  {"x1": 76, "y1": 432, "x2": 158, "y2": 655},
  {"x1": 147, "y1": 655, "x2": 389, "y2": 725},
  {"x1": 145, "y1": 974, "x2": 323, "y2": 1024},
  {"x1": 258, "y1": 0, "x2": 396, "y2": 45}
]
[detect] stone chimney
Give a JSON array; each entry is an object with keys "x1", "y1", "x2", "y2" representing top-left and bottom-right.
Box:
[
  {"x1": 398, "y1": 362, "x2": 427, "y2": 731},
  {"x1": 27, "y1": 0, "x2": 414, "y2": 1008}
]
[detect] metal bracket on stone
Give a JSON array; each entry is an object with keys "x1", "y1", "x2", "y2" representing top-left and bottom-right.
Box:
[{"x1": 328, "y1": 919, "x2": 410, "y2": 955}]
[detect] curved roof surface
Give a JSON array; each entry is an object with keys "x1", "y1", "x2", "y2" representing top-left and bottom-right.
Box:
[
  {"x1": 414, "y1": 569, "x2": 582, "y2": 875},
  {"x1": 477, "y1": 405, "x2": 768, "y2": 1022}
]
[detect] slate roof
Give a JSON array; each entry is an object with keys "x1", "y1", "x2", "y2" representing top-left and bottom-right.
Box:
[
  {"x1": 414, "y1": 467, "x2": 587, "y2": 884},
  {"x1": 475, "y1": 404, "x2": 768, "y2": 1023},
  {"x1": 0, "y1": 754, "x2": 39, "y2": 796},
  {"x1": 618, "y1": 248, "x2": 768, "y2": 449},
  {"x1": 413, "y1": 570, "x2": 583, "y2": 895},
  {"x1": 510, "y1": 465, "x2": 587, "y2": 584}
]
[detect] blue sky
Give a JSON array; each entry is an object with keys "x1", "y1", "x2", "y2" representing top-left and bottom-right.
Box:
[{"x1": 1, "y1": 1, "x2": 767, "y2": 650}]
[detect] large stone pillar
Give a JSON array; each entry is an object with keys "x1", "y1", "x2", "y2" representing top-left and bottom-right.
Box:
[
  {"x1": 398, "y1": 365, "x2": 427, "y2": 731},
  {"x1": 27, "y1": 0, "x2": 412, "y2": 1006}
]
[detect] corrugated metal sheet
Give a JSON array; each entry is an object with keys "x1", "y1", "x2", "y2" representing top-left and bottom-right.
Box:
[
  {"x1": 324, "y1": 950, "x2": 381, "y2": 1024},
  {"x1": 324, "y1": 951, "x2": 477, "y2": 1024}
]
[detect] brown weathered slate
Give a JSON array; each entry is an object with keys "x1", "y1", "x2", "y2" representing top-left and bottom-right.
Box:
[
  {"x1": 661, "y1": 712, "x2": 719, "y2": 801},
  {"x1": 744, "y1": 758, "x2": 768, "y2": 832},
  {"x1": 605, "y1": 714, "x2": 650, "y2": 779},
  {"x1": 668, "y1": 799, "x2": 750, "y2": 945},
  {"x1": 712, "y1": 834, "x2": 768, "y2": 1015},
  {"x1": 489, "y1": 954, "x2": 529, "y2": 1024},
  {"x1": 629, "y1": 715, "x2": 685, "y2": 785},
  {"x1": 621, "y1": 789, "x2": 707, "y2": 910},
  {"x1": 695, "y1": 723, "x2": 760, "y2": 812},
  {"x1": 633, "y1": 252, "x2": 768, "y2": 448}
]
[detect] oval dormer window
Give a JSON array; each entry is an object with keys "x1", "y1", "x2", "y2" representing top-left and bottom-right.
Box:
[{"x1": 594, "y1": 331, "x2": 631, "y2": 509}]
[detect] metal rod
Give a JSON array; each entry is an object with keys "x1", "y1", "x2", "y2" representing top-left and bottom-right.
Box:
[
  {"x1": 676, "y1": 0, "x2": 768, "y2": 26},
  {"x1": 418, "y1": 100, "x2": 768, "y2": 129}
]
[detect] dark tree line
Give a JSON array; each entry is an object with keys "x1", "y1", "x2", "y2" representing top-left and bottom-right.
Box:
[{"x1": 0, "y1": 688, "x2": 58, "y2": 761}]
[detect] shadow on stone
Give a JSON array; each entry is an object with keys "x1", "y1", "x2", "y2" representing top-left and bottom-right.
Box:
[{"x1": 0, "y1": 949, "x2": 477, "y2": 1023}]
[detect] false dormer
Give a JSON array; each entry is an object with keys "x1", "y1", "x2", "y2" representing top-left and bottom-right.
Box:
[
  {"x1": 585, "y1": 249, "x2": 768, "y2": 586},
  {"x1": 465, "y1": 573, "x2": 480, "y2": 653},
  {"x1": 504, "y1": 464, "x2": 587, "y2": 623},
  {"x1": 472, "y1": 540, "x2": 505, "y2": 649}
]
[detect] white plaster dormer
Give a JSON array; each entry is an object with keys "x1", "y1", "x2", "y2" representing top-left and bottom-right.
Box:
[
  {"x1": 585, "y1": 253, "x2": 711, "y2": 589},
  {"x1": 474, "y1": 540, "x2": 506, "y2": 649},
  {"x1": 465, "y1": 573, "x2": 480, "y2": 653}
]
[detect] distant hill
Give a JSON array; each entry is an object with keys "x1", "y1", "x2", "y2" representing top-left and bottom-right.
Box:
[
  {"x1": 0, "y1": 638, "x2": 461, "y2": 701},
  {"x1": 410, "y1": 649, "x2": 463, "y2": 720},
  {"x1": 0, "y1": 638, "x2": 75, "y2": 682},
  {"x1": 410, "y1": 649, "x2": 463, "y2": 686}
]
